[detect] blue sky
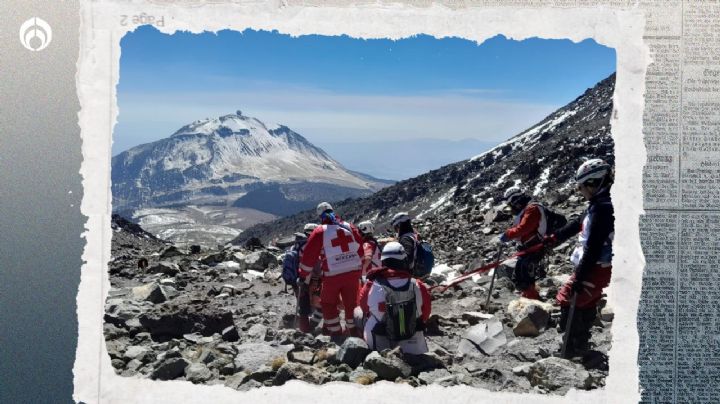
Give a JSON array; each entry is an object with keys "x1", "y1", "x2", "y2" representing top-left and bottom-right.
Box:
[{"x1": 115, "y1": 26, "x2": 615, "y2": 179}]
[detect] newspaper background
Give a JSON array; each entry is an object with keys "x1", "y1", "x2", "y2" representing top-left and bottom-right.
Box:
[{"x1": 72, "y1": 1, "x2": 717, "y2": 403}]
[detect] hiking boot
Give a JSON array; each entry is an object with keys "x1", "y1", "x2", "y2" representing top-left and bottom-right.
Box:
[
  {"x1": 554, "y1": 345, "x2": 580, "y2": 360},
  {"x1": 297, "y1": 316, "x2": 311, "y2": 333}
]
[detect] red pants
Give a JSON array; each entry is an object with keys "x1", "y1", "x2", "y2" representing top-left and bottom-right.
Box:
[
  {"x1": 320, "y1": 270, "x2": 361, "y2": 333},
  {"x1": 556, "y1": 265, "x2": 612, "y2": 309}
]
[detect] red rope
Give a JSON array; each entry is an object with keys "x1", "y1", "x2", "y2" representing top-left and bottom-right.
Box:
[{"x1": 429, "y1": 243, "x2": 545, "y2": 292}]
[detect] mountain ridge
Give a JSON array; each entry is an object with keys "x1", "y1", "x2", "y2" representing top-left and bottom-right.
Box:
[{"x1": 233, "y1": 73, "x2": 616, "y2": 260}]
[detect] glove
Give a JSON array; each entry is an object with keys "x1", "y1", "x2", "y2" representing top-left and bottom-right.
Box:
[{"x1": 498, "y1": 233, "x2": 509, "y2": 243}]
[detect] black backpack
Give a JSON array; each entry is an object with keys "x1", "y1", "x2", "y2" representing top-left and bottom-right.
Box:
[
  {"x1": 532, "y1": 203, "x2": 567, "y2": 236},
  {"x1": 542, "y1": 206, "x2": 567, "y2": 235},
  {"x1": 375, "y1": 277, "x2": 418, "y2": 341}
]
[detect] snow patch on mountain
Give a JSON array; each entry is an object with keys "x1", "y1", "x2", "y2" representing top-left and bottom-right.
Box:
[
  {"x1": 533, "y1": 167, "x2": 552, "y2": 196},
  {"x1": 471, "y1": 106, "x2": 579, "y2": 163}
]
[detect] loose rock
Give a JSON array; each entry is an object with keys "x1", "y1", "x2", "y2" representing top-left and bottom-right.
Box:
[{"x1": 336, "y1": 337, "x2": 371, "y2": 369}]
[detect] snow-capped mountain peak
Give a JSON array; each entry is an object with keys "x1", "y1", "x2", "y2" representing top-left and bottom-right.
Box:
[
  {"x1": 112, "y1": 110, "x2": 390, "y2": 219},
  {"x1": 172, "y1": 110, "x2": 281, "y2": 138}
]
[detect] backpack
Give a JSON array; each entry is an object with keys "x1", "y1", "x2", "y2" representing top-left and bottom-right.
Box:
[
  {"x1": 413, "y1": 241, "x2": 435, "y2": 278},
  {"x1": 281, "y1": 240, "x2": 305, "y2": 287},
  {"x1": 375, "y1": 277, "x2": 418, "y2": 341},
  {"x1": 540, "y1": 205, "x2": 567, "y2": 235}
]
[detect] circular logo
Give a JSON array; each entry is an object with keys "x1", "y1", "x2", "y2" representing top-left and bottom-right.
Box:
[{"x1": 19, "y1": 17, "x2": 53, "y2": 52}]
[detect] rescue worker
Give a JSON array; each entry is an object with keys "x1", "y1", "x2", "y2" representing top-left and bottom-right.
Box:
[
  {"x1": 357, "y1": 220, "x2": 381, "y2": 281},
  {"x1": 294, "y1": 223, "x2": 322, "y2": 333},
  {"x1": 299, "y1": 202, "x2": 364, "y2": 337},
  {"x1": 546, "y1": 158, "x2": 614, "y2": 358},
  {"x1": 390, "y1": 212, "x2": 418, "y2": 271},
  {"x1": 497, "y1": 186, "x2": 547, "y2": 300},
  {"x1": 357, "y1": 242, "x2": 431, "y2": 354}
]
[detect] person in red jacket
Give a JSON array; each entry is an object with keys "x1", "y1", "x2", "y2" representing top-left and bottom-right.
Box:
[
  {"x1": 299, "y1": 202, "x2": 364, "y2": 337},
  {"x1": 357, "y1": 220, "x2": 381, "y2": 282},
  {"x1": 498, "y1": 186, "x2": 547, "y2": 300},
  {"x1": 357, "y1": 242, "x2": 431, "y2": 354}
]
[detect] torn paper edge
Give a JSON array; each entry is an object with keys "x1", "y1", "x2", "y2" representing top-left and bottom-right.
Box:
[{"x1": 75, "y1": 2, "x2": 648, "y2": 403}]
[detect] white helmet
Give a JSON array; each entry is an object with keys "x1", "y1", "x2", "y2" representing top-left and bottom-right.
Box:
[
  {"x1": 390, "y1": 212, "x2": 411, "y2": 227},
  {"x1": 503, "y1": 186, "x2": 525, "y2": 204},
  {"x1": 316, "y1": 202, "x2": 333, "y2": 216},
  {"x1": 303, "y1": 223, "x2": 319, "y2": 234},
  {"x1": 575, "y1": 158, "x2": 611, "y2": 184},
  {"x1": 381, "y1": 241, "x2": 407, "y2": 261},
  {"x1": 357, "y1": 221, "x2": 374, "y2": 235}
]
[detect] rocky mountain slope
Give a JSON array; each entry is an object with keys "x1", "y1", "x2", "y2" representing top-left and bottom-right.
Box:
[
  {"x1": 233, "y1": 74, "x2": 615, "y2": 261},
  {"x1": 105, "y1": 207, "x2": 612, "y2": 394},
  {"x1": 112, "y1": 111, "x2": 392, "y2": 246},
  {"x1": 105, "y1": 74, "x2": 616, "y2": 394}
]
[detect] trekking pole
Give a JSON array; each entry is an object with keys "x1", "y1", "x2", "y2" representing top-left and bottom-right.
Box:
[
  {"x1": 484, "y1": 244, "x2": 505, "y2": 309},
  {"x1": 561, "y1": 292, "x2": 578, "y2": 358}
]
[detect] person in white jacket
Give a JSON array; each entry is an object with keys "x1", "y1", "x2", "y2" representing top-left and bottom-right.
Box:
[{"x1": 356, "y1": 242, "x2": 432, "y2": 354}]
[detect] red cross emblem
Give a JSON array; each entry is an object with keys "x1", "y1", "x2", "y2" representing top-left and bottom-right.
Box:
[{"x1": 330, "y1": 228, "x2": 354, "y2": 252}]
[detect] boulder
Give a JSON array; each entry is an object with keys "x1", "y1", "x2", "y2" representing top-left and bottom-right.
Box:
[
  {"x1": 216, "y1": 261, "x2": 242, "y2": 273},
  {"x1": 160, "y1": 246, "x2": 183, "y2": 259},
  {"x1": 288, "y1": 350, "x2": 316, "y2": 365},
  {"x1": 508, "y1": 298, "x2": 553, "y2": 337},
  {"x1": 233, "y1": 343, "x2": 291, "y2": 373},
  {"x1": 402, "y1": 352, "x2": 445, "y2": 375},
  {"x1": 336, "y1": 337, "x2": 371, "y2": 369},
  {"x1": 247, "y1": 324, "x2": 268, "y2": 341},
  {"x1": 123, "y1": 345, "x2": 151, "y2": 362},
  {"x1": 224, "y1": 373, "x2": 248, "y2": 390},
  {"x1": 363, "y1": 351, "x2": 412, "y2": 381},
  {"x1": 131, "y1": 283, "x2": 169, "y2": 304},
  {"x1": 147, "y1": 261, "x2": 180, "y2": 276},
  {"x1": 525, "y1": 357, "x2": 592, "y2": 391},
  {"x1": 600, "y1": 306, "x2": 614, "y2": 322},
  {"x1": 185, "y1": 363, "x2": 214, "y2": 383},
  {"x1": 139, "y1": 308, "x2": 235, "y2": 341},
  {"x1": 243, "y1": 250, "x2": 278, "y2": 271},
  {"x1": 123, "y1": 359, "x2": 144, "y2": 376},
  {"x1": 418, "y1": 368, "x2": 452, "y2": 385},
  {"x1": 201, "y1": 252, "x2": 226, "y2": 266},
  {"x1": 245, "y1": 365, "x2": 277, "y2": 383},
  {"x1": 273, "y1": 362, "x2": 332, "y2": 386},
  {"x1": 222, "y1": 325, "x2": 240, "y2": 342},
  {"x1": 457, "y1": 315, "x2": 506, "y2": 356},
  {"x1": 151, "y1": 357, "x2": 189, "y2": 380},
  {"x1": 104, "y1": 300, "x2": 145, "y2": 327}
]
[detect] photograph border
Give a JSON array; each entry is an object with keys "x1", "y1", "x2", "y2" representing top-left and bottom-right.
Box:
[{"x1": 75, "y1": 2, "x2": 648, "y2": 403}]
